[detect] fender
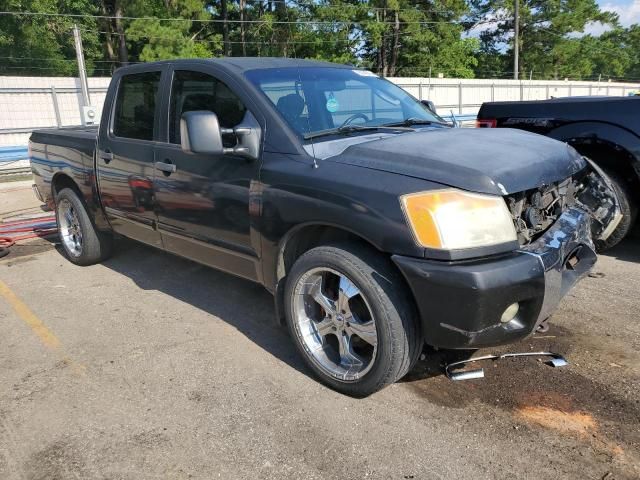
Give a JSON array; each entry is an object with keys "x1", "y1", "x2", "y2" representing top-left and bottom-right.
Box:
[
  {"x1": 547, "y1": 121, "x2": 640, "y2": 176},
  {"x1": 266, "y1": 220, "x2": 387, "y2": 325}
]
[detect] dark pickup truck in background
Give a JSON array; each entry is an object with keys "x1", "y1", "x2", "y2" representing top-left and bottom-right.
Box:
[
  {"x1": 30, "y1": 58, "x2": 620, "y2": 396},
  {"x1": 477, "y1": 96, "x2": 640, "y2": 249}
]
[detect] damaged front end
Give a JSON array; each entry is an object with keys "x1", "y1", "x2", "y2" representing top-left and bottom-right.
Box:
[
  {"x1": 505, "y1": 158, "x2": 622, "y2": 249},
  {"x1": 391, "y1": 157, "x2": 622, "y2": 350},
  {"x1": 504, "y1": 159, "x2": 622, "y2": 327}
]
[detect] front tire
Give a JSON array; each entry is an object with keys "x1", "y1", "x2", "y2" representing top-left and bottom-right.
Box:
[
  {"x1": 284, "y1": 243, "x2": 421, "y2": 397},
  {"x1": 55, "y1": 188, "x2": 112, "y2": 265},
  {"x1": 597, "y1": 169, "x2": 637, "y2": 251}
]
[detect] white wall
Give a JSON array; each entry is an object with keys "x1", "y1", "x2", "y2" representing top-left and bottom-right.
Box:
[
  {"x1": 389, "y1": 77, "x2": 640, "y2": 115},
  {"x1": 1, "y1": 75, "x2": 638, "y2": 146},
  {"x1": 0, "y1": 77, "x2": 111, "y2": 146}
]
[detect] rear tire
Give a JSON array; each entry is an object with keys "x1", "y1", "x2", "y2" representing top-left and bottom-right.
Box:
[
  {"x1": 284, "y1": 243, "x2": 421, "y2": 397},
  {"x1": 597, "y1": 169, "x2": 637, "y2": 251},
  {"x1": 55, "y1": 188, "x2": 113, "y2": 265}
]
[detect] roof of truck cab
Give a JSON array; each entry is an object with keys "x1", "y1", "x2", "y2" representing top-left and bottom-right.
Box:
[{"x1": 117, "y1": 57, "x2": 355, "y2": 74}]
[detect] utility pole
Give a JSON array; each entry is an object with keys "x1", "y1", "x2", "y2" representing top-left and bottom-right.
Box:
[
  {"x1": 73, "y1": 25, "x2": 97, "y2": 125},
  {"x1": 514, "y1": 0, "x2": 520, "y2": 80},
  {"x1": 73, "y1": 24, "x2": 90, "y2": 107}
]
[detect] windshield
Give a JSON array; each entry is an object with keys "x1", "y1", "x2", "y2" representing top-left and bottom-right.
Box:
[{"x1": 245, "y1": 67, "x2": 443, "y2": 139}]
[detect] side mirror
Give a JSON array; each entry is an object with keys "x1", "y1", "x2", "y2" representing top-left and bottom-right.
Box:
[
  {"x1": 180, "y1": 111, "x2": 224, "y2": 155},
  {"x1": 420, "y1": 99, "x2": 437, "y2": 113},
  {"x1": 180, "y1": 110, "x2": 261, "y2": 160}
]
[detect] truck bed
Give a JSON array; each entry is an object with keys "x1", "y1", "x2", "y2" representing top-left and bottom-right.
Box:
[
  {"x1": 30, "y1": 126, "x2": 98, "y2": 153},
  {"x1": 29, "y1": 126, "x2": 99, "y2": 211}
]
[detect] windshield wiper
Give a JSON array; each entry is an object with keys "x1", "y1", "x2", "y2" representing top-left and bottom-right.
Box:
[
  {"x1": 303, "y1": 124, "x2": 414, "y2": 140},
  {"x1": 382, "y1": 117, "x2": 450, "y2": 127}
]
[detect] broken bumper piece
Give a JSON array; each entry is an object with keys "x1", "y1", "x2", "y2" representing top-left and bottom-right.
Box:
[{"x1": 445, "y1": 352, "x2": 568, "y2": 381}]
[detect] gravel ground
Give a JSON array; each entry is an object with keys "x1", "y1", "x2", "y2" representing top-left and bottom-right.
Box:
[{"x1": 0, "y1": 183, "x2": 639, "y2": 480}]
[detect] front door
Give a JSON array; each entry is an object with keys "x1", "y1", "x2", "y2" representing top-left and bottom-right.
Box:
[
  {"x1": 97, "y1": 69, "x2": 164, "y2": 247},
  {"x1": 153, "y1": 68, "x2": 261, "y2": 281}
]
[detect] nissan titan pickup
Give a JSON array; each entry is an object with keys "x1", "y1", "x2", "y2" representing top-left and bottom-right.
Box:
[{"x1": 30, "y1": 58, "x2": 621, "y2": 396}]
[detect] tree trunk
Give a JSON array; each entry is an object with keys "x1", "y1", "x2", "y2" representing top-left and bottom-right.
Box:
[
  {"x1": 377, "y1": 9, "x2": 385, "y2": 75},
  {"x1": 389, "y1": 10, "x2": 400, "y2": 77},
  {"x1": 114, "y1": 1, "x2": 128, "y2": 66},
  {"x1": 240, "y1": 0, "x2": 246, "y2": 56},
  {"x1": 221, "y1": 0, "x2": 231, "y2": 56},
  {"x1": 100, "y1": 1, "x2": 116, "y2": 73},
  {"x1": 275, "y1": 0, "x2": 288, "y2": 57}
]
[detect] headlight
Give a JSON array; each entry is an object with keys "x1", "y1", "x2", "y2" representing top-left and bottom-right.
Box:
[{"x1": 400, "y1": 189, "x2": 517, "y2": 250}]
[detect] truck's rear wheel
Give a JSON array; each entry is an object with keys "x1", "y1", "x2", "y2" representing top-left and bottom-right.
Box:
[
  {"x1": 284, "y1": 243, "x2": 421, "y2": 397},
  {"x1": 55, "y1": 188, "x2": 112, "y2": 265},
  {"x1": 597, "y1": 169, "x2": 637, "y2": 251}
]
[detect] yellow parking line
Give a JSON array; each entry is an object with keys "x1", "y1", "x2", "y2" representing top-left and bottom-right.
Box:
[{"x1": 0, "y1": 279, "x2": 85, "y2": 374}]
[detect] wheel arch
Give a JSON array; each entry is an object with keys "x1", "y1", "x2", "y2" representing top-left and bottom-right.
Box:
[
  {"x1": 272, "y1": 223, "x2": 400, "y2": 325},
  {"x1": 548, "y1": 122, "x2": 640, "y2": 195},
  {"x1": 51, "y1": 172, "x2": 82, "y2": 200}
]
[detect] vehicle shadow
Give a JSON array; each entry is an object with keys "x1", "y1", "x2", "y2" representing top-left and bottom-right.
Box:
[
  {"x1": 100, "y1": 238, "x2": 312, "y2": 377},
  {"x1": 600, "y1": 235, "x2": 640, "y2": 263},
  {"x1": 96, "y1": 238, "x2": 460, "y2": 385}
]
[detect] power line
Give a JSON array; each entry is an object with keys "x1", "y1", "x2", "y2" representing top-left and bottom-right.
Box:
[
  {"x1": 268, "y1": 0, "x2": 457, "y2": 15},
  {"x1": 77, "y1": 29, "x2": 354, "y2": 45},
  {"x1": 0, "y1": 10, "x2": 465, "y2": 25},
  {"x1": 0, "y1": 56, "x2": 143, "y2": 63}
]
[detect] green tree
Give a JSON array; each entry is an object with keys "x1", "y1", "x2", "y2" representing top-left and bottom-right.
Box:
[
  {"x1": 125, "y1": 0, "x2": 220, "y2": 62},
  {"x1": 0, "y1": 0, "x2": 101, "y2": 76},
  {"x1": 360, "y1": 0, "x2": 479, "y2": 77},
  {"x1": 468, "y1": 0, "x2": 619, "y2": 79}
]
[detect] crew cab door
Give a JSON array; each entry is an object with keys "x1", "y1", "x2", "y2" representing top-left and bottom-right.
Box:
[
  {"x1": 97, "y1": 67, "x2": 167, "y2": 247},
  {"x1": 152, "y1": 67, "x2": 262, "y2": 281}
]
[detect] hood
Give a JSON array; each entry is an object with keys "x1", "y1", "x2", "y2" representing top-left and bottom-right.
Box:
[{"x1": 325, "y1": 128, "x2": 586, "y2": 195}]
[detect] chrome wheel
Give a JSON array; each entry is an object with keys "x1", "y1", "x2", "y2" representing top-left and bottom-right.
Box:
[
  {"x1": 58, "y1": 198, "x2": 83, "y2": 257},
  {"x1": 292, "y1": 268, "x2": 378, "y2": 382}
]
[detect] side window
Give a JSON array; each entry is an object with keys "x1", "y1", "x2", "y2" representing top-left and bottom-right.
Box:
[
  {"x1": 112, "y1": 71, "x2": 161, "y2": 141},
  {"x1": 169, "y1": 70, "x2": 247, "y2": 145}
]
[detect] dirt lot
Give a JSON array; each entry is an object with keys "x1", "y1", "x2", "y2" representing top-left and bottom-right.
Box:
[{"x1": 1, "y1": 181, "x2": 639, "y2": 480}]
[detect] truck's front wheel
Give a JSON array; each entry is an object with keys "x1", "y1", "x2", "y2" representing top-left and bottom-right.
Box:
[
  {"x1": 55, "y1": 188, "x2": 112, "y2": 265},
  {"x1": 598, "y1": 169, "x2": 637, "y2": 251},
  {"x1": 284, "y1": 243, "x2": 421, "y2": 397}
]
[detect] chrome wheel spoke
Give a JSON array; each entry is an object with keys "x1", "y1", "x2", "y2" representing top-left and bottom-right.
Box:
[
  {"x1": 346, "y1": 320, "x2": 377, "y2": 347},
  {"x1": 57, "y1": 198, "x2": 83, "y2": 257},
  {"x1": 64, "y1": 209, "x2": 74, "y2": 225},
  {"x1": 293, "y1": 267, "x2": 378, "y2": 382},
  {"x1": 338, "y1": 333, "x2": 364, "y2": 369},
  {"x1": 337, "y1": 275, "x2": 358, "y2": 315},
  {"x1": 308, "y1": 275, "x2": 336, "y2": 315}
]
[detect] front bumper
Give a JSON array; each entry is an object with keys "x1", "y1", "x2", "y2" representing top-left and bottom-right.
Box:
[{"x1": 393, "y1": 206, "x2": 597, "y2": 349}]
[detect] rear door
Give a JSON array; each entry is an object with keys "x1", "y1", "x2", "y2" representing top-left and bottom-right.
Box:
[
  {"x1": 97, "y1": 67, "x2": 166, "y2": 247},
  {"x1": 152, "y1": 66, "x2": 263, "y2": 281}
]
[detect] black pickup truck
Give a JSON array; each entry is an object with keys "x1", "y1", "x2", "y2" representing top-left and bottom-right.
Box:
[
  {"x1": 478, "y1": 96, "x2": 640, "y2": 248},
  {"x1": 30, "y1": 58, "x2": 620, "y2": 396}
]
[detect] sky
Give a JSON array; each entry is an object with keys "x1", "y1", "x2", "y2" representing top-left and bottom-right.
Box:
[
  {"x1": 589, "y1": 0, "x2": 640, "y2": 34},
  {"x1": 466, "y1": 1, "x2": 639, "y2": 39}
]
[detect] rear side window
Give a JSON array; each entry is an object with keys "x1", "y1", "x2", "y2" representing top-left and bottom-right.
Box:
[
  {"x1": 112, "y1": 71, "x2": 161, "y2": 141},
  {"x1": 169, "y1": 70, "x2": 247, "y2": 145}
]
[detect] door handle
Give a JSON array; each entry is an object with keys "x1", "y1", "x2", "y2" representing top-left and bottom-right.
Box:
[
  {"x1": 99, "y1": 150, "x2": 113, "y2": 163},
  {"x1": 155, "y1": 161, "x2": 177, "y2": 174}
]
